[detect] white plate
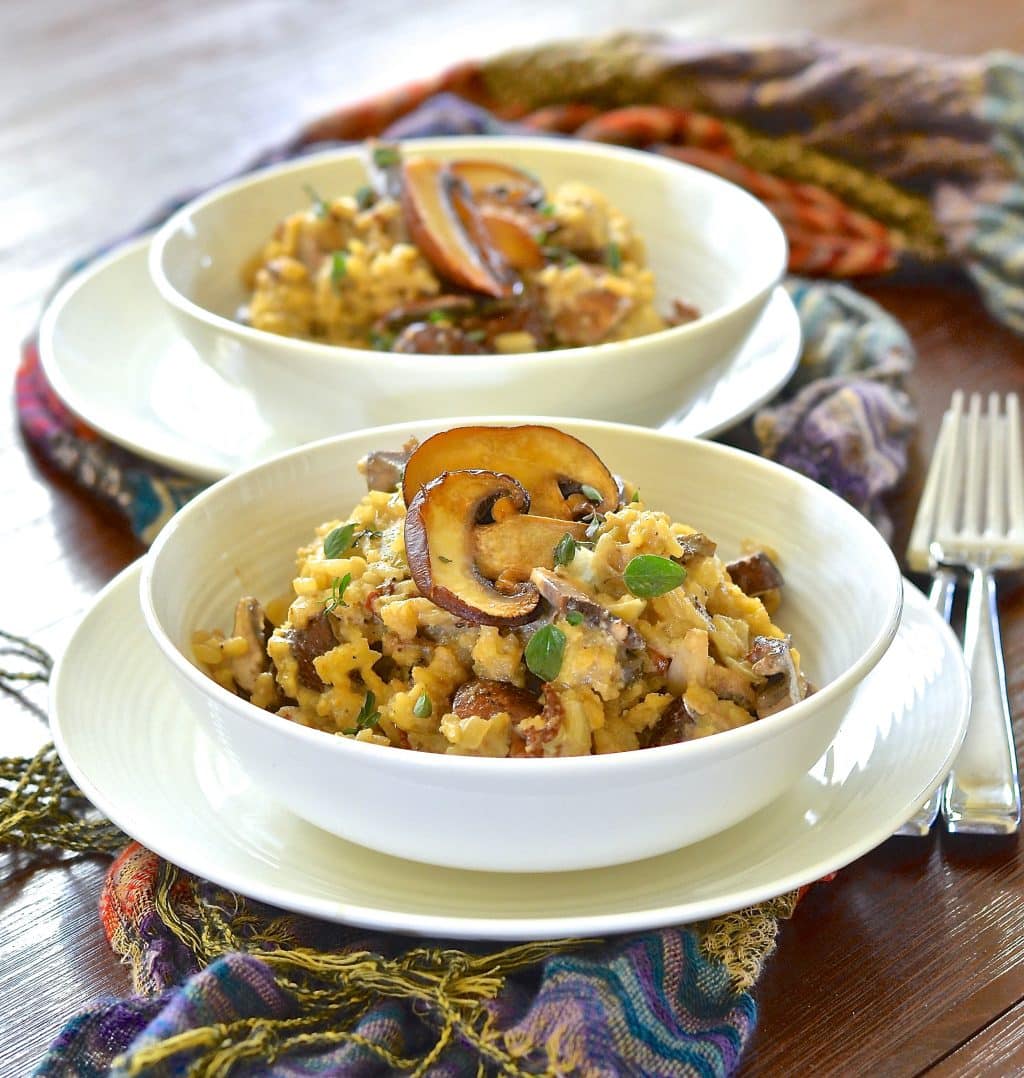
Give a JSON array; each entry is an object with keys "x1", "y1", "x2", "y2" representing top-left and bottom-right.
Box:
[
  {"x1": 39, "y1": 237, "x2": 801, "y2": 482},
  {"x1": 52, "y1": 563, "x2": 968, "y2": 940}
]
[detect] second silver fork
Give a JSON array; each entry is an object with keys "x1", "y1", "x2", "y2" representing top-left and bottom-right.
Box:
[{"x1": 933, "y1": 391, "x2": 1023, "y2": 834}]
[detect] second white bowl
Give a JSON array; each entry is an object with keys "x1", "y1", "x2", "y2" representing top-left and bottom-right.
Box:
[{"x1": 149, "y1": 138, "x2": 786, "y2": 443}]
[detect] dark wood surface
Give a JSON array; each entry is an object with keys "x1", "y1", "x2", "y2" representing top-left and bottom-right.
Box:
[{"x1": 3, "y1": 2, "x2": 1024, "y2": 1073}]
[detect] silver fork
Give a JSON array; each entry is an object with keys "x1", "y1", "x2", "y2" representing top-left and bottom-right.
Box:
[
  {"x1": 897, "y1": 406, "x2": 961, "y2": 836},
  {"x1": 933, "y1": 391, "x2": 1023, "y2": 834}
]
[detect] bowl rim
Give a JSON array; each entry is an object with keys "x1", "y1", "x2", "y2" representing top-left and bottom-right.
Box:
[
  {"x1": 147, "y1": 135, "x2": 788, "y2": 368},
  {"x1": 139, "y1": 415, "x2": 904, "y2": 778}
]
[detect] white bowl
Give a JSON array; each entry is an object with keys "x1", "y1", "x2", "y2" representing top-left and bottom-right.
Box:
[
  {"x1": 140, "y1": 418, "x2": 902, "y2": 873},
  {"x1": 148, "y1": 138, "x2": 786, "y2": 443}
]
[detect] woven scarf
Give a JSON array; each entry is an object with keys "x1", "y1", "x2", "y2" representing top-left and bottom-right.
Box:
[{"x1": 8, "y1": 31, "x2": 1024, "y2": 1077}]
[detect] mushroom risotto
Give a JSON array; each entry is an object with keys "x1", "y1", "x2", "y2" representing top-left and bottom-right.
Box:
[
  {"x1": 241, "y1": 145, "x2": 699, "y2": 356},
  {"x1": 193, "y1": 426, "x2": 809, "y2": 757}
]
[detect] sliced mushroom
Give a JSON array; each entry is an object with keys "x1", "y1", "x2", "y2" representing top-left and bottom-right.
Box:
[
  {"x1": 478, "y1": 204, "x2": 546, "y2": 270},
  {"x1": 280, "y1": 612, "x2": 339, "y2": 692},
  {"x1": 530, "y1": 568, "x2": 644, "y2": 650},
  {"x1": 401, "y1": 157, "x2": 513, "y2": 298},
  {"x1": 230, "y1": 597, "x2": 272, "y2": 694},
  {"x1": 474, "y1": 517, "x2": 587, "y2": 582},
  {"x1": 448, "y1": 160, "x2": 545, "y2": 207},
  {"x1": 402, "y1": 425, "x2": 619, "y2": 519},
  {"x1": 452, "y1": 679, "x2": 541, "y2": 722},
  {"x1": 404, "y1": 470, "x2": 543, "y2": 626},
  {"x1": 748, "y1": 635, "x2": 804, "y2": 718},
  {"x1": 726, "y1": 552, "x2": 784, "y2": 597}
]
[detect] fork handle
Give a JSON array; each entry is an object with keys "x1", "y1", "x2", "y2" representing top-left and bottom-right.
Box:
[
  {"x1": 896, "y1": 570, "x2": 957, "y2": 837},
  {"x1": 943, "y1": 567, "x2": 1022, "y2": 834}
]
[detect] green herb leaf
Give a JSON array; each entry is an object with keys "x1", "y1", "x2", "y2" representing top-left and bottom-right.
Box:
[
  {"x1": 606, "y1": 241, "x2": 622, "y2": 272},
  {"x1": 344, "y1": 691, "x2": 381, "y2": 735},
  {"x1": 413, "y1": 693, "x2": 432, "y2": 718},
  {"x1": 303, "y1": 183, "x2": 329, "y2": 218},
  {"x1": 553, "y1": 532, "x2": 577, "y2": 567},
  {"x1": 540, "y1": 201, "x2": 555, "y2": 216},
  {"x1": 631, "y1": 489, "x2": 641, "y2": 503},
  {"x1": 580, "y1": 483, "x2": 603, "y2": 503},
  {"x1": 372, "y1": 145, "x2": 401, "y2": 169},
  {"x1": 623, "y1": 554, "x2": 686, "y2": 598},
  {"x1": 369, "y1": 330, "x2": 395, "y2": 352},
  {"x1": 325, "y1": 572, "x2": 352, "y2": 614},
  {"x1": 525, "y1": 624, "x2": 566, "y2": 683},
  {"x1": 465, "y1": 329, "x2": 487, "y2": 342},
  {"x1": 331, "y1": 251, "x2": 348, "y2": 284},
  {"x1": 438, "y1": 555, "x2": 452, "y2": 564},
  {"x1": 427, "y1": 310, "x2": 448, "y2": 324},
  {"x1": 324, "y1": 523, "x2": 358, "y2": 559},
  {"x1": 354, "y1": 184, "x2": 375, "y2": 210},
  {"x1": 565, "y1": 610, "x2": 584, "y2": 627}
]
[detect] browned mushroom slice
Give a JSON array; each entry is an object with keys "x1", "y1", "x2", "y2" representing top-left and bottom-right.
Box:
[
  {"x1": 448, "y1": 160, "x2": 545, "y2": 207},
  {"x1": 530, "y1": 568, "x2": 644, "y2": 650},
  {"x1": 404, "y1": 470, "x2": 543, "y2": 626},
  {"x1": 726, "y1": 552, "x2": 784, "y2": 596},
  {"x1": 478, "y1": 204, "x2": 545, "y2": 270},
  {"x1": 640, "y1": 697, "x2": 695, "y2": 748},
  {"x1": 401, "y1": 157, "x2": 513, "y2": 298},
  {"x1": 748, "y1": 635, "x2": 804, "y2": 718},
  {"x1": 230, "y1": 597, "x2": 272, "y2": 694},
  {"x1": 452, "y1": 679, "x2": 541, "y2": 722},
  {"x1": 280, "y1": 613, "x2": 339, "y2": 692},
  {"x1": 402, "y1": 425, "x2": 619, "y2": 519},
  {"x1": 474, "y1": 516, "x2": 587, "y2": 582}
]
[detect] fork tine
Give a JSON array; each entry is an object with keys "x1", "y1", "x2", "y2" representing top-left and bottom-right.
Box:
[
  {"x1": 983, "y1": 393, "x2": 1004, "y2": 542},
  {"x1": 1007, "y1": 393, "x2": 1024, "y2": 542},
  {"x1": 962, "y1": 392, "x2": 985, "y2": 541},
  {"x1": 935, "y1": 391, "x2": 965, "y2": 551},
  {"x1": 906, "y1": 406, "x2": 957, "y2": 572}
]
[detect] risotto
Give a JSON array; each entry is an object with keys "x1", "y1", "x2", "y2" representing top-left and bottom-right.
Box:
[
  {"x1": 194, "y1": 426, "x2": 809, "y2": 758},
  {"x1": 240, "y1": 145, "x2": 698, "y2": 355}
]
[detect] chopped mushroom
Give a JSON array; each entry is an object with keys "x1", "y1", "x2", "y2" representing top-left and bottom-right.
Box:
[
  {"x1": 229, "y1": 597, "x2": 272, "y2": 694},
  {"x1": 452, "y1": 679, "x2": 541, "y2": 722},
  {"x1": 280, "y1": 612, "x2": 339, "y2": 692},
  {"x1": 530, "y1": 568, "x2": 644, "y2": 650},
  {"x1": 748, "y1": 635, "x2": 804, "y2": 718},
  {"x1": 375, "y1": 295, "x2": 476, "y2": 331},
  {"x1": 640, "y1": 697, "x2": 695, "y2": 748},
  {"x1": 726, "y1": 552, "x2": 784, "y2": 597},
  {"x1": 392, "y1": 322, "x2": 489, "y2": 354},
  {"x1": 359, "y1": 438, "x2": 418, "y2": 493},
  {"x1": 675, "y1": 531, "x2": 717, "y2": 563}
]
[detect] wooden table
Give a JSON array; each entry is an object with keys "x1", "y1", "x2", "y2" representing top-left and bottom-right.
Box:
[{"x1": 3, "y1": 2, "x2": 1023, "y2": 1073}]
